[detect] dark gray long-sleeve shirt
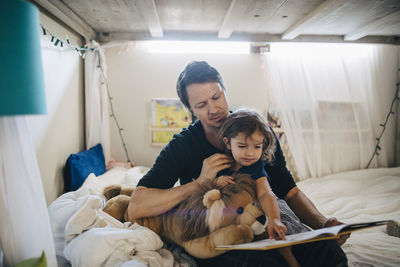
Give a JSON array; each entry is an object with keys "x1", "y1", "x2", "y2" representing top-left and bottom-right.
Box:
[{"x1": 137, "y1": 120, "x2": 296, "y2": 199}]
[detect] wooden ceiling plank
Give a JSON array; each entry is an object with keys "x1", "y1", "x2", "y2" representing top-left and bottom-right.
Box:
[
  {"x1": 99, "y1": 31, "x2": 399, "y2": 45},
  {"x1": 135, "y1": 0, "x2": 163, "y2": 38},
  {"x1": 218, "y1": 0, "x2": 252, "y2": 38},
  {"x1": 218, "y1": 0, "x2": 238, "y2": 38},
  {"x1": 32, "y1": 0, "x2": 96, "y2": 41},
  {"x1": 344, "y1": 10, "x2": 400, "y2": 41},
  {"x1": 281, "y1": 0, "x2": 349, "y2": 40}
]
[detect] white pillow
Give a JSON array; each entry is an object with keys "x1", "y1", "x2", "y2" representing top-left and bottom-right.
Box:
[
  {"x1": 124, "y1": 166, "x2": 150, "y2": 187},
  {"x1": 80, "y1": 166, "x2": 130, "y2": 195}
]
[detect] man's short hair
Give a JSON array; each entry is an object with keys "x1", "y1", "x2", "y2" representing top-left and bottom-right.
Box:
[{"x1": 176, "y1": 61, "x2": 226, "y2": 109}]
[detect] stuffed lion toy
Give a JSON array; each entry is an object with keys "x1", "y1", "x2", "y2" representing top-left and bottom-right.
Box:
[{"x1": 103, "y1": 174, "x2": 267, "y2": 259}]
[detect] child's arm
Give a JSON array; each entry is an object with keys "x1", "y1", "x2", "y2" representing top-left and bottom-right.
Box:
[{"x1": 256, "y1": 176, "x2": 287, "y2": 240}]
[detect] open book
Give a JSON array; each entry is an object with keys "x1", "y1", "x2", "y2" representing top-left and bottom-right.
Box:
[{"x1": 216, "y1": 220, "x2": 390, "y2": 251}]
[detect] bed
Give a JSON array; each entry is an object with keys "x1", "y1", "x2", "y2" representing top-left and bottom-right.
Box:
[
  {"x1": 49, "y1": 165, "x2": 400, "y2": 267},
  {"x1": 297, "y1": 167, "x2": 400, "y2": 266}
]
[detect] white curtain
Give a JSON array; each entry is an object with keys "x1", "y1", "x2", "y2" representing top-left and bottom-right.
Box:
[
  {"x1": 265, "y1": 43, "x2": 399, "y2": 179},
  {"x1": 85, "y1": 40, "x2": 110, "y2": 161},
  {"x1": 0, "y1": 116, "x2": 56, "y2": 266}
]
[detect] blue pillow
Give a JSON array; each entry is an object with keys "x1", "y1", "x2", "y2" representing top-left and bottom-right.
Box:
[{"x1": 63, "y1": 144, "x2": 106, "y2": 192}]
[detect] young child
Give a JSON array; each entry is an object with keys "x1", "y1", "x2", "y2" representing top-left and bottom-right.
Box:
[{"x1": 216, "y1": 108, "x2": 301, "y2": 267}]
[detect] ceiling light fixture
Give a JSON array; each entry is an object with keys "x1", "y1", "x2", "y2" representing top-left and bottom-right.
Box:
[{"x1": 144, "y1": 41, "x2": 250, "y2": 54}]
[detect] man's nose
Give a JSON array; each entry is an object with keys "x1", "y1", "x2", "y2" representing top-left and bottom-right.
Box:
[{"x1": 208, "y1": 101, "x2": 218, "y2": 114}]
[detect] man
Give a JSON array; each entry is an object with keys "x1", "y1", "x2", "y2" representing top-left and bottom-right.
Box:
[{"x1": 128, "y1": 61, "x2": 348, "y2": 266}]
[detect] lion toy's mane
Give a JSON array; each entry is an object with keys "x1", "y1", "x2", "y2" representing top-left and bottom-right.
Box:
[{"x1": 103, "y1": 173, "x2": 264, "y2": 258}]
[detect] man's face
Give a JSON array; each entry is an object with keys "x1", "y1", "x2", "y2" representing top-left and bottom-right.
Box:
[{"x1": 186, "y1": 82, "x2": 229, "y2": 131}]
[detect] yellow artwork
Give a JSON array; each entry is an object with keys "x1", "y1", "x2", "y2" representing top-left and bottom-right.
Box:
[
  {"x1": 153, "y1": 99, "x2": 191, "y2": 128},
  {"x1": 152, "y1": 130, "x2": 181, "y2": 144},
  {"x1": 151, "y1": 99, "x2": 192, "y2": 145}
]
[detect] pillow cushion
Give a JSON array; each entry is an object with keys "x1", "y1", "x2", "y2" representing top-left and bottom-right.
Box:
[{"x1": 64, "y1": 144, "x2": 106, "y2": 192}]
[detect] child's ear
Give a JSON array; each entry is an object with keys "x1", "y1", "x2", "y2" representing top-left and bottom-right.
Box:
[{"x1": 223, "y1": 137, "x2": 231, "y2": 150}]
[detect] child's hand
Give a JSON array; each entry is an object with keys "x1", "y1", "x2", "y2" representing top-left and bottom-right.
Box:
[
  {"x1": 268, "y1": 218, "x2": 287, "y2": 240},
  {"x1": 197, "y1": 154, "x2": 232, "y2": 186},
  {"x1": 215, "y1": 175, "x2": 235, "y2": 188}
]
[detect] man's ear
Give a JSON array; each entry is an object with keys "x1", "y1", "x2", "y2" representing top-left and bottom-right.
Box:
[{"x1": 223, "y1": 137, "x2": 231, "y2": 150}]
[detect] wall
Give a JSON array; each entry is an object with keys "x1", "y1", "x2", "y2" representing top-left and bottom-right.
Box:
[
  {"x1": 105, "y1": 42, "x2": 400, "y2": 170},
  {"x1": 104, "y1": 42, "x2": 270, "y2": 167},
  {"x1": 26, "y1": 11, "x2": 85, "y2": 204}
]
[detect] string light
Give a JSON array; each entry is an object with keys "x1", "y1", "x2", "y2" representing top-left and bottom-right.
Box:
[
  {"x1": 41, "y1": 25, "x2": 89, "y2": 53},
  {"x1": 40, "y1": 25, "x2": 133, "y2": 164},
  {"x1": 366, "y1": 69, "x2": 400, "y2": 168},
  {"x1": 96, "y1": 50, "x2": 133, "y2": 165}
]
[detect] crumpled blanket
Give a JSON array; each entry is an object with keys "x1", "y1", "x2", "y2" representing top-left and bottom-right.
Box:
[{"x1": 49, "y1": 186, "x2": 176, "y2": 267}]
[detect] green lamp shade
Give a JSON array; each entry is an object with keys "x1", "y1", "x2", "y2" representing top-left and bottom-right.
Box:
[{"x1": 0, "y1": 0, "x2": 47, "y2": 115}]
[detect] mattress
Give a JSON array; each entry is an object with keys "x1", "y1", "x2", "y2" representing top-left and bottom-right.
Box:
[{"x1": 297, "y1": 167, "x2": 400, "y2": 267}]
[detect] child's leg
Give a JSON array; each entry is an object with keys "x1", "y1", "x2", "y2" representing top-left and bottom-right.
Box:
[{"x1": 278, "y1": 247, "x2": 301, "y2": 267}]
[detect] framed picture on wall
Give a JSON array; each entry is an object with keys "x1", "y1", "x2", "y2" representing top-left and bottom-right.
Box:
[{"x1": 150, "y1": 98, "x2": 192, "y2": 146}]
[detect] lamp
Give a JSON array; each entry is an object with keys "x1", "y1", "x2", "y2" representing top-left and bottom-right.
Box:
[
  {"x1": 0, "y1": 0, "x2": 47, "y2": 115},
  {"x1": 0, "y1": 0, "x2": 56, "y2": 266}
]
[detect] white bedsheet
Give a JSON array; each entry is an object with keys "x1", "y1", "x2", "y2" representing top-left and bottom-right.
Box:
[{"x1": 297, "y1": 167, "x2": 400, "y2": 267}]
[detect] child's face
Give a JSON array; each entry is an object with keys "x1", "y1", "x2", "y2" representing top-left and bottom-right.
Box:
[{"x1": 224, "y1": 130, "x2": 264, "y2": 168}]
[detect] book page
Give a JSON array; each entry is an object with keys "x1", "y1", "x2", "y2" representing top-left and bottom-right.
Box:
[
  {"x1": 339, "y1": 220, "x2": 389, "y2": 234},
  {"x1": 216, "y1": 220, "x2": 390, "y2": 250},
  {"x1": 217, "y1": 224, "x2": 346, "y2": 250}
]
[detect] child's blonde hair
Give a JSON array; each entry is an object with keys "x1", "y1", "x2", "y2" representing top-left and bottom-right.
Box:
[{"x1": 218, "y1": 108, "x2": 276, "y2": 162}]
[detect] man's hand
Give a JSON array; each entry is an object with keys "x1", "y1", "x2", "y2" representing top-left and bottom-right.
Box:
[
  {"x1": 196, "y1": 153, "x2": 232, "y2": 186},
  {"x1": 323, "y1": 217, "x2": 350, "y2": 246},
  {"x1": 285, "y1": 188, "x2": 350, "y2": 246}
]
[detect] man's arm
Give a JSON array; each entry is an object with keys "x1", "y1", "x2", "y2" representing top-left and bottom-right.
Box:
[
  {"x1": 127, "y1": 181, "x2": 200, "y2": 220},
  {"x1": 267, "y1": 128, "x2": 332, "y2": 228},
  {"x1": 284, "y1": 186, "x2": 326, "y2": 229},
  {"x1": 285, "y1": 186, "x2": 349, "y2": 245},
  {"x1": 128, "y1": 153, "x2": 232, "y2": 220}
]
